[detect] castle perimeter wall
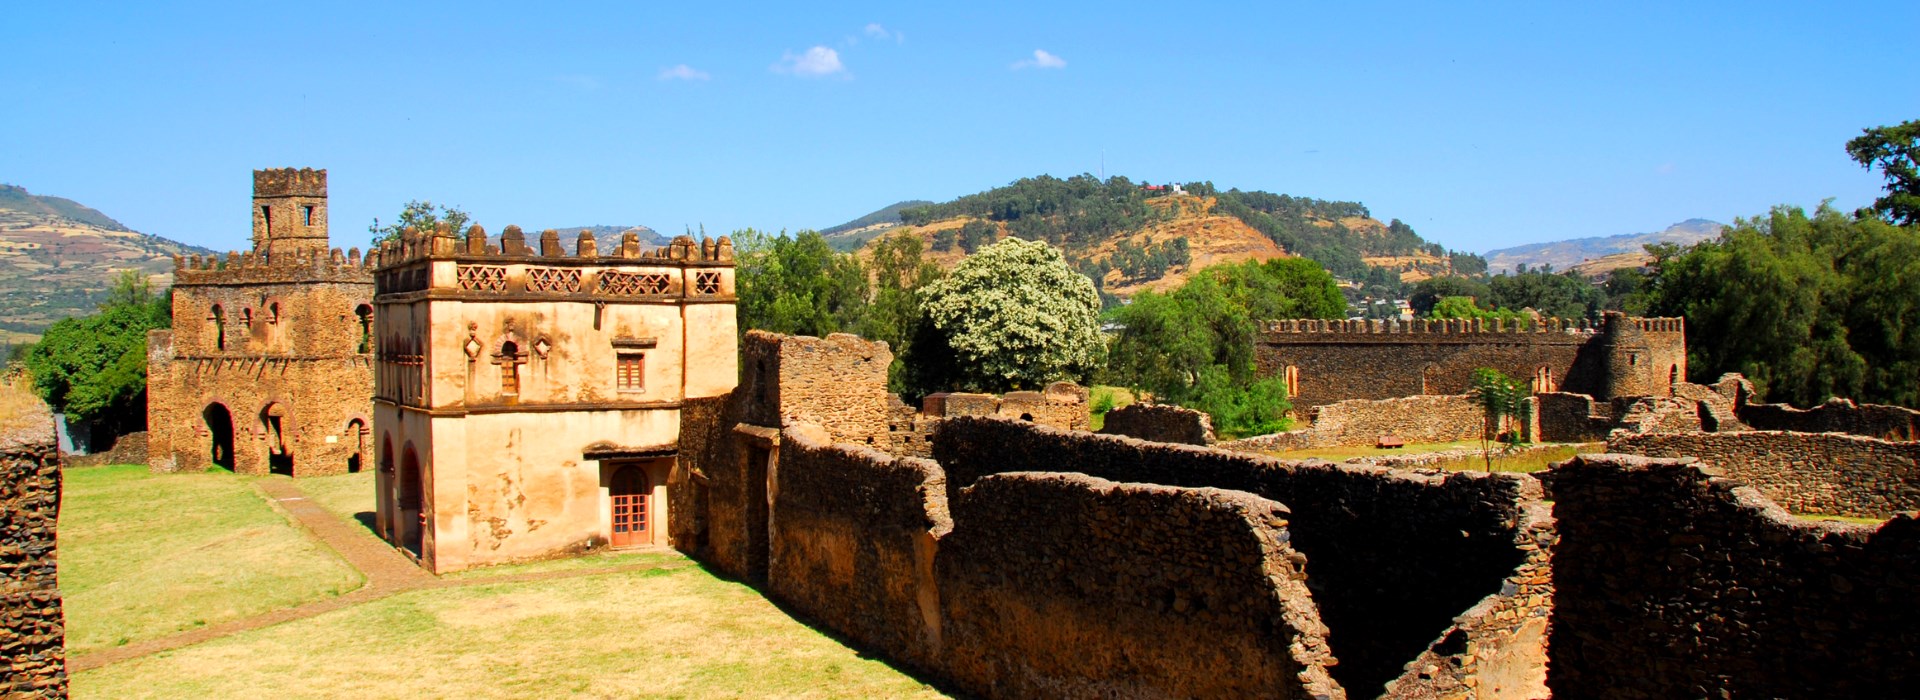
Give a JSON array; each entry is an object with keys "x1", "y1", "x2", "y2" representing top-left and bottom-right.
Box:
[
  {"x1": 936, "y1": 471, "x2": 1339, "y2": 700},
  {"x1": 1, "y1": 417, "x2": 65, "y2": 697},
  {"x1": 1541, "y1": 455, "x2": 1920, "y2": 698},
  {"x1": 932, "y1": 418, "x2": 1541, "y2": 697},
  {"x1": 1609, "y1": 431, "x2": 1920, "y2": 518},
  {"x1": 1739, "y1": 398, "x2": 1920, "y2": 441},
  {"x1": 1095, "y1": 402, "x2": 1214, "y2": 445},
  {"x1": 1255, "y1": 316, "x2": 1685, "y2": 412}
]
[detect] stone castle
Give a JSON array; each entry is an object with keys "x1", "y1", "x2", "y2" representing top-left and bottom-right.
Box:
[
  {"x1": 78, "y1": 169, "x2": 1917, "y2": 698},
  {"x1": 146, "y1": 169, "x2": 377, "y2": 476}
]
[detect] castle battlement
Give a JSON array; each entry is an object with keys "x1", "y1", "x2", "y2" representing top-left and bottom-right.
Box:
[
  {"x1": 1258, "y1": 315, "x2": 1684, "y2": 339},
  {"x1": 171, "y1": 246, "x2": 376, "y2": 286},
  {"x1": 253, "y1": 168, "x2": 327, "y2": 197},
  {"x1": 373, "y1": 224, "x2": 733, "y2": 268}
]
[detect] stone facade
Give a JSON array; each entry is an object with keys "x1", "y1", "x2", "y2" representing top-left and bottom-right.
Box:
[
  {"x1": 1256, "y1": 313, "x2": 1686, "y2": 412},
  {"x1": 1541, "y1": 455, "x2": 1920, "y2": 698},
  {"x1": 371, "y1": 224, "x2": 737, "y2": 573},
  {"x1": 1096, "y1": 402, "x2": 1215, "y2": 445},
  {"x1": 147, "y1": 168, "x2": 377, "y2": 477},
  {"x1": 1610, "y1": 430, "x2": 1920, "y2": 518},
  {"x1": 1, "y1": 414, "x2": 64, "y2": 698}
]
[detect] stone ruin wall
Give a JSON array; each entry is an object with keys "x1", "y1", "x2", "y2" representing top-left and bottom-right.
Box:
[
  {"x1": 1220, "y1": 394, "x2": 1488, "y2": 453},
  {"x1": 1541, "y1": 455, "x2": 1920, "y2": 698},
  {"x1": 1739, "y1": 397, "x2": 1920, "y2": 441},
  {"x1": 932, "y1": 418, "x2": 1548, "y2": 699},
  {"x1": 1095, "y1": 402, "x2": 1215, "y2": 446},
  {"x1": 1, "y1": 415, "x2": 65, "y2": 697},
  {"x1": 769, "y1": 423, "x2": 1340, "y2": 699},
  {"x1": 1610, "y1": 431, "x2": 1920, "y2": 519}
]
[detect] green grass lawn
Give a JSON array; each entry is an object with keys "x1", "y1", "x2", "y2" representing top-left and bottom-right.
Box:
[
  {"x1": 1425, "y1": 443, "x2": 1605, "y2": 473},
  {"x1": 1260, "y1": 440, "x2": 1482, "y2": 461},
  {"x1": 72, "y1": 565, "x2": 952, "y2": 699},
  {"x1": 58, "y1": 465, "x2": 364, "y2": 655},
  {"x1": 297, "y1": 469, "x2": 380, "y2": 536}
]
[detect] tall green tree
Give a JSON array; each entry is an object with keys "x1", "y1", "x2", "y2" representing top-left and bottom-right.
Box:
[
  {"x1": 25, "y1": 270, "x2": 170, "y2": 425},
  {"x1": 1846, "y1": 119, "x2": 1920, "y2": 226},
  {"x1": 1106, "y1": 258, "x2": 1343, "y2": 436},
  {"x1": 734, "y1": 229, "x2": 869, "y2": 339},
  {"x1": 913, "y1": 238, "x2": 1103, "y2": 393},
  {"x1": 1470, "y1": 368, "x2": 1533, "y2": 469},
  {"x1": 857, "y1": 232, "x2": 945, "y2": 391},
  {"x1": 369, "y1": 200, "x2": 473, "y2": 246},
  {"x1": 1649, "y1": 203, "x2": 1920, "y2": 407}
]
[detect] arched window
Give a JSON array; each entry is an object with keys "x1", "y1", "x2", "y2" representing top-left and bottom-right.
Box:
[
  {"x1": 209, "y1": 305, "x2": 227, "y2": 351},
  {"x1": 1421, "y1": 364, "x2": 1441, "y2": 395},
  {"x1": 1533, "y1": 367, "x2": 1555, "y2": 393},
  {"x1": 354, "y1": 304, "x2": 374, "y2": 354},
  {"x1": 1283, "y1": 365, "x2": 1300, "y2": 399},
  {"x1": 498, "y1": 341, "x2": 522, "y2": 396}
]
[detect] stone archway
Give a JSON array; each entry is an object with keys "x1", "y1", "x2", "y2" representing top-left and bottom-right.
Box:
[
  {"x1": 345, "y1": 419, "x2": 368, "y2": 473},
  {"x1": 261, "y1": 402, "x2": 293, "y2": 476},
  {"x1": 399, "y1": 446, "x2": 424, "y2": 557},
  {"x1": 202, "y1": 403, "x2": 235, "y2": 470}
]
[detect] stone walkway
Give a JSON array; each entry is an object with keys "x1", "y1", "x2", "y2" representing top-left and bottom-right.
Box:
[{"x1": 68, "y1": 479, "x2": 690, "y2": 673}]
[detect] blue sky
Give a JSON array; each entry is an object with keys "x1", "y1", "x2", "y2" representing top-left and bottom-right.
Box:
[{"x1": 3, "y1": 2, "x2": 1915, "y2": 254}]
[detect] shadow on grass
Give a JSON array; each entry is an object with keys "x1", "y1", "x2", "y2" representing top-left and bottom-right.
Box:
[
  {"x1": 687, "y1": 559, "x2": 976, "y2": 700},
  {"x1": 353, "y1": 511, "x2": 378, "y2": 534}
]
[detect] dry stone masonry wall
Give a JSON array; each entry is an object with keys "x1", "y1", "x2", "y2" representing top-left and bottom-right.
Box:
[
  {"x1": 1095, "y1": 402, "x2": 1214, "y2": 445},
  {"x1": 1739, "y1": 397, "x2": 1920, "y2": 441},
  {"x1": 1541, "y1": 455, "x2": 1920, "y2": 699},
  {"x1": 1610, "y1": 431, "x2": 1920, "y2": 518},
  {"x1": 1, "y1": 417, "x2": 64, "y2": 698}
]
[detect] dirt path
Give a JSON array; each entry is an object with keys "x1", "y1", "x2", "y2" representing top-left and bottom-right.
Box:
[{"x1": 68, "y1": 479, "x2": 691, "y2": 672}]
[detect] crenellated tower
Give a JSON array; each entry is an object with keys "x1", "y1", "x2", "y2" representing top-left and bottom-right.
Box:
[{"x1": 253, "y1": 168, "x2": 330, "y2": 259}]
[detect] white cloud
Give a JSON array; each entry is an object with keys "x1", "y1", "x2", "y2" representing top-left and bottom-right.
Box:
[
  {"x1": 657, "y1": 64, "x2": 711, "y2": 81},
  {"x1": 1012, "y1": 49, "x2": 1067, "y2": 70},
  {"x1": 774, "y1": 46, "x2": 846, "y2": 77},
  {"x1": 865, "y1": 23, "x2": 902, "y2": 43}
]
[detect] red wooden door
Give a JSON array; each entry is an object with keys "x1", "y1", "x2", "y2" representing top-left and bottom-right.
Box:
[{"x1": 610, "y1": 465, "x2": 651, "y2": 547}]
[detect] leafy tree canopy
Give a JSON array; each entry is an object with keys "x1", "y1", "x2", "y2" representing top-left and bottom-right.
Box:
[
  {"x1": 24, "y1": 270, "x2": 170, "y2": 424},
  {"x1": 1106, "y1": 258, "x2": 1343, "y2": 436},
  {"x1": 734, "y1": 229, "x2": 868, "y2": 339},
  {"x1": 1649, "y1": 203, "x2": 1920, "y2": 407},
  {"x1": 914, "y1": 238, "x2": 1103, "y2": 393},
  {"x1": 1488, "y1": 265, "x2": 1604, "y2": 320},
  {"x1": 369, "y1": 200, "x2": 473, "y2": 247},
  {"x1": 1846, "y1": 119, "x2": 1920, "y2": 226}
]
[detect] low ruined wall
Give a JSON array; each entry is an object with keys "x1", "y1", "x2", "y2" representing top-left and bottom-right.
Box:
[
  {"x1": 1611, "y1": 396, "x2": 1703, "y2": 434},
  {"x1": 768, "y1": 426, "x2": 950, "y2": 669},
  {"x1": 1739, "y1": 397, "x2": 1920, "y2": 441},
  {"x1": 60, "y1": 430, "x2": 149, "y2": 468},
  {"x1": 1218, "y1": 394, "x2": 1485, "y2": 453},
  {"x1": 1541, "y1": 455, "x2": 1920, "y2": 698},
  {"x1": 1382, "y1": 503, "x2": 1553, "y2": 700},
  {"x1": 937, "y1": 472, "x2": 1338, "y2": 699},
  {"x1": 1, "y1": 419, "x2": 65, "y2": 697},
  {"x1": 1096, "y1": 402, "x2": 1213, "y2": 445},
  {"x1": 933, "y1": 418, "x2": 1540, "y2": 697},
  {"x1": 1535, "y1": 392, "x2": 1611, "y2": 443},
  {"x1": 1610, "y1": 431, "x2": 1920, "y2": 518}
]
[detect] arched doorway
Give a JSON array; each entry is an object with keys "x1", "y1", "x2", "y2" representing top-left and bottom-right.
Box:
[
  {"x1": 202, "y1": 403, "x2": 235, "y2": 470},
  {"x1": 399, "y1": 446, "x2": 424, "y2": 557},
  {"x1": 610, "y1": 464, "x2": 653, "y2": 548},
  {"x1": 261, "y1": 402, "x2": 293, "y2": 476},
  {"x1": 345, "y1": 419, "x2": 367, "y2": 473}
]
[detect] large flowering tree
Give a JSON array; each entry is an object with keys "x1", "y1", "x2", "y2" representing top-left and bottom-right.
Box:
[{"x1": 915, "y1": 237, "x2": 1103, "y2": 393}]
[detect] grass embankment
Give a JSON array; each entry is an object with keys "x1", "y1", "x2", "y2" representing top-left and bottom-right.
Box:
[
  {"x1": 1261, "y1": 440, "x2": 1482, "y2": 462},
  {"x1": 73, "y1": 565, "x2": 950, "y2": 699},
  {"x1": 59, "y1": 466, "x2": 363, "y2": 655}
]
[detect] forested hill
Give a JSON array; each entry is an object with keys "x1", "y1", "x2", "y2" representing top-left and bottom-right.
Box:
[
  {"x1": 0, "y1": 184, "x2": 212, "y2": 340},
  {"x1": 819, "y1": 200, "x2": 933, "y2": 244},
  {"x1": 821, "y1": 174, "x2": 1478, "y2": 298}
]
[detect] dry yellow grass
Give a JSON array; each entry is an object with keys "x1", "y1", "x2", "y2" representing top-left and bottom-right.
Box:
[
  {"x1": 72, "y1": 566, "x2": 951, "y2": 699},
  {"x1": 0, "y1": 369, "x2": 51, "y2": 436}
]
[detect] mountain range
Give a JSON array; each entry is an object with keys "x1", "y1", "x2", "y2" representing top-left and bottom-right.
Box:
[
  {"x1": 0, "y1": 185, "x2": 212, "y2": 342},
  {"x1": 1483, "y1": 219, "x2": 1725, "y2": 275}
]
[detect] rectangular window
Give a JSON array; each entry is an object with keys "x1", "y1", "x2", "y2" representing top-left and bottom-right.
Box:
[
  {"x1": 302, "y1": 205, "x2": 314, "y2": 226},
  {"x1": 617, "y1": 354, "x2": 645, "y2": 392},
  {"x1": 261, "y1": 205, "x2": 272, "y2": 231}
]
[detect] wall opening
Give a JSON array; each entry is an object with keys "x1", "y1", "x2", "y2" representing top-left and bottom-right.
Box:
[
  {"x1": 744, "y1": 442, "x2": 772, "y2": 585},
  {"x1": 261, "y1": 402, "x2": 292, "y2": 476},
  {"x1": 498, "y1": 341, "x2": 522, "y2": 397},
  {"x1": 1422, "y1": 363, "x2": 1441, "y2": 394},
  {"x1": 1533, "y1": 366, "x2": 1556, "y2": 393},
  {"x1": 202, "y1": 403, "x2": 235, "y2": 470},
  {"x1": 610, "y1": 463, "x2": 653, "y2": 547},
  {"x1": 302, "y1": 205, "x2": 314, "y2": 226},
  {"x1": 1669, "y1": 364, "x2": 1680, "y2": 394},
  {"x1": 399, "y1": 446, "x2": 424, "y2": 557},
  {"x1": 345, "y1": 419, "x2": 367, "y2": 473},
  {"x1": 261, "y1": 205, "x2": 272, "y2": 234},
  {"x1": 1283, "y1": 364, "x2": 1300, "y2": 398},
  {"x1": 354, "y1": 304, "x2": 373, "y2": 354},
  {"x1": 209, "y1": 305, "x2": 226, "y2": 351}
]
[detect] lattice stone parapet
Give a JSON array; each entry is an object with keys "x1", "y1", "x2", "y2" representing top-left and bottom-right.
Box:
[
  {"x1": 457, "y1": 266, "x2": 510, "y2": 292},
  {"x1": 598, "y1": 271, "x2": 675, "y2": 296},
  {"x1": 525, "y1": 268, "x2": 582, "y2": 293}
]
